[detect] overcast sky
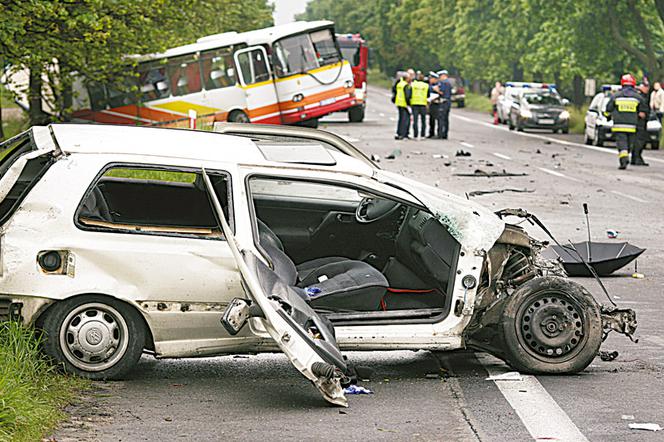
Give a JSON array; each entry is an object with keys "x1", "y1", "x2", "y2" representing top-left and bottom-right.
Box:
[{"x1": 271, "y1": 0, "x2": 311, "y2": 25}]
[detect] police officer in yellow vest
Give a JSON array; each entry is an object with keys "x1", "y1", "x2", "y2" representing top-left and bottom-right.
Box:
[
  {"x1": 410, "y1": 71, "x2": 429, "y2": 140},
  {"x1": 606, "y1": 74, "x2": 649, "y2": 169},
  {"x1": 392, "y1": 71, "x2": 412, "y2": 140}
]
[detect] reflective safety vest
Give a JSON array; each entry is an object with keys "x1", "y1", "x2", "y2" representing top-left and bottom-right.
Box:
[
  {"x1": 606, "y1": 87, "x2": 646, "y2": 133},
  {"x1": 395, "y1": 79, "x2": 408, "y2": 107},
  {"x1": 411, "y1": 80, "x2": 429, "y2": 106}
]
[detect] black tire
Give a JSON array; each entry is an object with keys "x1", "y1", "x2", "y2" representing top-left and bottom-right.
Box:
[
  {"x1": 228, "y1": 110, "x2": 250, "y2": 123},
  {"x1": 553, "y1": 129, "x2": 559, "y2": 134},
  {"x1": 652, "y1": 139, "x2": 660, "y2": 150},
  {"x1": 457, "y1": 100, "x2": 465, "y2": 108},
  {"x1": 348, "y1": 106, "x2": 365, "y2": 122},
  {"x1": 583, "y1": 127, "x2": 592, "y2": 145},
  {"x1": 508, "y1": 117, "x2": 515, "y2": 130},
  {"x1": 517, "y1": 122, "x2": 524, "y2": 132},
  {"x1": 593, "y1": 129, "x2": 604, "y2": 147},
  {"x1": 297, "y1": 118, "x2": 319, "y2": 128},
  {"x1": 41, "y1": 295, "x2": 146, "y2": 380},
  {"x1": 562, "y1": 127, "x2": 569, "y2": 134},
  {"x1": 499, "y1": 277, "x2": 602, "y2": 374}
]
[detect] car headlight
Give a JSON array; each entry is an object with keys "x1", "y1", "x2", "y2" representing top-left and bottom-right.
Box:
[
  {"x1": 559, "y1": 110, "x2": 570, "y2": 119},
  {"x1": 520, "y1": 109, "x2": 532, "y2": 118}
]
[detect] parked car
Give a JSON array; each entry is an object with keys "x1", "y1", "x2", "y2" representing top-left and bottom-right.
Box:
[
  {"x1": 496, "y1": 83, "x2": 525, "y2": 124},
  {"x1": 508, "y1": 86, "x2": 570, "y2": 133},
  {"x1": 448, "y1": 76, "x2": 466, "y2": 108},
  {"x1": 585, "y1": 86, "x2": 661, "y2": 149},
  {"x1": 0, "y1": 124, "x2": 636, "y2": 406}
]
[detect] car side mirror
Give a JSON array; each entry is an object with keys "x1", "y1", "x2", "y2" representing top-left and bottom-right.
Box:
[{"x1": 561, "y1": 98, "x2": 570, "y2": 106}]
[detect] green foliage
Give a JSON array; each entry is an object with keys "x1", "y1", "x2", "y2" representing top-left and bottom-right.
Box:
[
  {"x1": 567, "y1": 105, "x2": 587, "y2": 135},
  {"x1": 464, "y1": 92, "x2": 493, "y2": 114},
  {"x1": 0, "y1": 0, "x2": 273, "y2": 123},
  {"x1": 300, "y1": 0, "x2": 664, "y2": 95},
  {"x1": 0, "y1": 321, "x2": 86, "y2": 442},
  {"x1": 367, "y1": 68, "x2": 393, "y2": 89}
]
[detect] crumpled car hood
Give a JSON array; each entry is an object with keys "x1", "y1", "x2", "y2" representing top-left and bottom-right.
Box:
[{"x1": 374, "y1": 170, "x2": 506, "y2": 252}]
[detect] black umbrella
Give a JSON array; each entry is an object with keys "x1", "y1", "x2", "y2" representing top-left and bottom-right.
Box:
[
  {"x1": 541, "y1": 203, "x2": 646, "y2": 277},
  {"x1": 542, "y1": 241, "x2": 645, "y2": 276}
]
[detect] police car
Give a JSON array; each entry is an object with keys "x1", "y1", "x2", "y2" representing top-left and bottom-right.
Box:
[
  {"x1": 508, "y1": 83, "x2": 570, "y2": 133},
  {"x1": 584, "y1": 85, "x2": 661, "y2": 149},
  {"x1": 496, "y1": 82, "x2": 526, "y2": 124}
]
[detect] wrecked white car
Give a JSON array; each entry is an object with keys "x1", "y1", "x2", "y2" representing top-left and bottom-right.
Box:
[{"x1": 0, "y1": 124, "x2": 636, "y2": 405}]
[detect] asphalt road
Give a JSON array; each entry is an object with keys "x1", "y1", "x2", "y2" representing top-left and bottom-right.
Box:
[{"x1": 53, "y1": 87, "x2": 664, "y2": 441}]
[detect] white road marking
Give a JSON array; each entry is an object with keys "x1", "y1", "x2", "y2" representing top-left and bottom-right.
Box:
[
  {"x1": 452, "y1": 114, "x2": 664, "y2": 164},
  {"x1": 477, "y1": 353, "x2": 589, "y2": 442},
  {"x1": 379, "y1": 113, "x2": 386, "y2": 117},
  {"x1": 460, "y1": 141, "x2": 474, "y2": 148},
  {"x1": 389, "y1": 117, "x2": 396, "y2": 122},
  {"x1": 493, "y1": 152, "x2": 511, "y2": 160},
  {"x1": 538, "y1": 167, "x2": 581, "y2": 182},
  {"x1": 610, "y1": 190, "x2": 648, "y2": 203}
]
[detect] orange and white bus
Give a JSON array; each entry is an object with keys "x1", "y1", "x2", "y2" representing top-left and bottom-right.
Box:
[{"x1": 70, "y1": 21, "x2": 357, "y2": 128}]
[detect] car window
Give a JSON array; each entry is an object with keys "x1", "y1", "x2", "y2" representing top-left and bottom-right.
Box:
[
  {"x1": 524, "y1": 93, "x2": 561, "y2": 105},
  {"x1": 77, "y1": 166, "x2": 231, "y2": 239},
  {"x1": 250, "y1": 177, "x2": 362, "y2": 203}
]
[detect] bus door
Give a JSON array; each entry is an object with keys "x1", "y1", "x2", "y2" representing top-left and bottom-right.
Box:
[{"x1": 233, "y1": 46, "x2": 282, "y2": 124}]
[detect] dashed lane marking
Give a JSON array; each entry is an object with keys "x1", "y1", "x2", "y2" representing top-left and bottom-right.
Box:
[
  {"x1": 476, "y1": 353, "x2": 589, "y2": 442},
  {"x1": 452, "y1": 113, "x2": 664, "y2": 164},
  {"x1": 460, "y1": 141, "x2": 474, "y2": 148},
  {"x1": 610, "y1": 190, "x2": 648, "y2": 203},
  {"x1": 538, "y1": 167, "x2": 581, "y2": 182},
  {"x1": 493, "y1": 152, "x2": 511, "y2": 160}
]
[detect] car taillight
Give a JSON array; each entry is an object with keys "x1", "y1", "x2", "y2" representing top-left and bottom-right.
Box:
[{"x1": 458, "y1": 87, "x2": 465, "y2": 94}]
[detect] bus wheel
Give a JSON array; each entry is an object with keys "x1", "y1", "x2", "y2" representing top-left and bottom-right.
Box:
[
  {"x1": 298, "y1": 118, "x2": 319, "y2": 129},
  {"x1": 228, "y1": 110, "x2": 250, "y2": 123},
  {"x1": 349, "y1": 106, "x2": 365, "y2": 122}
]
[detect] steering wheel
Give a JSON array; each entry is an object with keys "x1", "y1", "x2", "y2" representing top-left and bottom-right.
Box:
[{"x1": 355, "y1": 197, "x2": 401, "y2": 224}]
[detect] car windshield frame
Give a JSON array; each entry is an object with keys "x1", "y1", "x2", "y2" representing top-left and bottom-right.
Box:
[{"x1": 523, "y1": 92, "x2": 562, "y2": 106}]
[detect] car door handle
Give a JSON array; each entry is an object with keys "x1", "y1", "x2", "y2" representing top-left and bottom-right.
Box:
[{"x1": 336, "y1": 213, "x2": 354, "y2": 223}]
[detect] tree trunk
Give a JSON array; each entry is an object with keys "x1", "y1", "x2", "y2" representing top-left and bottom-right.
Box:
[
  {"x1": 512, "y1": 63, "x2": 524, "y2": 82},
  {"x1": 28, "y1": 67, "x2": 47, "y2": 125},
  {"x1": 572, "y1": 75, "x2": 584, "y2": 106}
]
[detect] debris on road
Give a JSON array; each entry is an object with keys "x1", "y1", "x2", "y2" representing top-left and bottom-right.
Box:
[
  {"x1": 606, "y1": 229, "x2": 619, "y2": 239},
  {"x1": 455, "y1": 169, "x2": 528, "y2": 178},
  {"x1": 468, "y1": 188, "x2": 534, "y2": 197},
  {"x1": 541, "y1": 241, "x2": 646, "y2": 277},
  {"x1": 628, "y1": 423, "x2": 662, "y2": 432},
  {"x1": 425, "y1": 373, "x2": 440, "y2": 379},
  {"x1": 622, "y1": 415, "x2": 635, "y2": 420},
  {"x1": 455, "y1": 150, "x2": 472, "y2": 157},
  {"x1": 486, "y1": 372, "x2": 523, "y2": 381},
  {"x1": 344, "y1": 385, "x2": 373, "y2": 395},
  {"x1": 386, "y1": 149, "x2": 402, "y2": 160},
  {"x1": 632, "y1": 272, "x2": 645, "y2": 279},
  {"x1": 371, "y1": 154, "x2": 381, "y2": 162},
  {"x1": 432, "y1": 153, "x2": 449, "y2": 159},
  {"x1": 599, "y1": 350, "x2": 619, "y2": 361}
]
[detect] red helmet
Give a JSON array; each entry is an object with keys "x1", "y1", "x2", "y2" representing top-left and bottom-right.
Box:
[{"x1": 621, "y1": 74, "x2": 636, "y2": 87}]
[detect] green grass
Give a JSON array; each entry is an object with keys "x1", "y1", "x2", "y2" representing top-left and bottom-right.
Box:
[
  {"x1": 0, "y1": 321, "x2": 86, "y2": 442},
  {"x1": 464, "y1": 92, "x2": 493, "y2": 114},
  {"x1": 0, "y1": 84, "x2": 18, "y2": 109},
  {"x1": 367, "y1": 68, "x2": 393, "y2": 89},
  {"x1": 567, "y1": 105, "x2": 586, "y2": 135}
]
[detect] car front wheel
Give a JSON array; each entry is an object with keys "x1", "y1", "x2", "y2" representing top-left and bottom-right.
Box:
[
  {"x1": 41, "y1": 295, "x2": 146, "y2": 380},
  {"x1": 500, "y1": 277, "x2": 602, "y2": 374}
]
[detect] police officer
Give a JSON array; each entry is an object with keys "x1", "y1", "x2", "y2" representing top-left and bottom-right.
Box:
[
  {"x1": 427, "y1": 72, "x2": 440, "y2": 138},
  {"x1": 434, "y1": 70, "x2": 453, "y2": 139},
  {"x1": 392, "y1": 71, "x2": 412, "y2": 140},
  {"x1": 633, "y1": 82, "x2": 650, "y2": 166},
  {"x1": 606, "y1": 74, "x2": 649, "y2": 169},
  {"x1": 410, "y1": 71, "x2": 429, "y2": 139}
]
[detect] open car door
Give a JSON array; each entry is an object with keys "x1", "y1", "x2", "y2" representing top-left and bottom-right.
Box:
[{"x1": 202, "y1": 170, "x2": 349, "y2": 407}]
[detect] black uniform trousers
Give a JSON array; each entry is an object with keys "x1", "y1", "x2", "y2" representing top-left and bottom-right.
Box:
[
  {"x1": 437, "y1": 100, "x2": 451, "y2": 138},
  {"x1": 634, "y1": 124, "x2": 648, "y2": 163},
  {"x1": 411, "y1": 105, "x2": 426, "y2": 138},
  {"x1": 429, "y1": 102, "x2": 440, "y2": 137},
  {"x1": 397, "y1": 106, "x2": 410, "y2": 138}
]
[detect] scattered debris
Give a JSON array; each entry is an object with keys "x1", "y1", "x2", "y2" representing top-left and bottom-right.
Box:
[
  {"x1": 425, "y1": 373, "x2": 439, "y2": 379},
  {"x1": 486, "y1": 371, "x2": 523, "y2": 381},
  {"x1": 536, "y1": 149, "x2": 542, "y2": 154},
  {"x1": 599, "y1": 350, "x2": 619, "y2": 361},
  {"x1": 443, "y1": 161, "x2": 452, "y2": 167},
  {"x1": 339, "y1": 410, "x2": 347, "y2": 415},
  {"x1": 560, "y1": 201, "x2": 569, "y2": 205},
  {"x1": 544, "y1": 140, "x2": 552, "y2": 144},
  {"x1": 386, "y1": 149, "x2": 402, "y2": 160},
  {"x1": 622, "y1": 415, "x2": 635, "y2": 420},
  {"x1": 455, "y1": 150, "x2": 472, "y2": 157},
  {"x1": 455, "y1": 169, "x2": 528, "y2": 178},
  {"x1": 551, "y1": 153, "x2": 559, "y2": 158},
  {"x1": 343, "y1": 385, "x2": 374, "y2": 395},
  {"x1": 485, "y1": 161, "x2": 494, "y2": 167},
  {"x1": 468, "y1": 188, "x2": 534, "y2": 197},
  {"x1": 541, "y1": 241, "x2": 646, "y2": 277},
  {"x1": 606, "y1": 229, "x2": 619, "y2": 239},
  {"x1": 632, "y1": 272, "x2": 645, "y2": 279},
  {"x1": 628, "y1": 423, "x2": 662, "y2": 432},
  {"x1": 432, "y1": 153, "x2": 449, "y2": 159},
  {"x1": 233, "y1": 355, "x2": 250, "y2": 359},
  {"x1": 371, "y1": 154, "x2": 381, "y2": 162},
  {"x1": 412, "y1": 150, "x2": 424, "y2": 155}
]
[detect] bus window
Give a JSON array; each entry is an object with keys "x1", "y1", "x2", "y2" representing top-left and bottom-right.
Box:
[
  {"x1": 236, "y1": 51, "x2": 254, "y2": 84},
  {"x1": 311, "y1": 29, "x2": 340, "y2": 66},
  {"x1": 273, "y1": 34, "x2": 318, "y2": 77},
  {"x1": 167, "y1": 55, "x2": 202, "y2": 96},
  {"x1": 86, "y1": 82, "x2": 107, "y2": 111},
  {"x1": 201, "y1": 47, "x2": 237, "y2": 90},
  {"x1": 251, "y1": 50, "x2": 270, "y2": 83},
  {"x1": 138, "y1": 63, "x2": 170, "y2": 101}
]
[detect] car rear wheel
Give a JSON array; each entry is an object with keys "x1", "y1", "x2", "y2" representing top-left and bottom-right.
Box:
[
  {"x1": 593, "y1": 128, "x2": 604, "y2": 147},
  {"x1": 651, "y1": 139, "x2": 660, "y2": 150},
  {"x1": 228, "y1": 110, "x2": 250, "y2": 123},
  {"x1": 41, "y1": 295, "x2": 146, "y2": 380},
  {"x1": 500, "y1": 277, "x2": 602, "y2": 374},
  {"x1": 508, "y1": 117, "x2": 515, "y2": 130}
]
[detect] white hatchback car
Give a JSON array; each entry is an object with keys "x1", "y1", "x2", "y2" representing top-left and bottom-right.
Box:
[{"x1": 0, "y1": 124, "x2": 636, "y2": 406}]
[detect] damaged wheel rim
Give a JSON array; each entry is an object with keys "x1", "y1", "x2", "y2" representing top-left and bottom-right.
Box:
[
  {"x1": 516, "y1": 291, "x2": 588, "y2": 363},
  {"x1": 59, "y1": 303, "x2": 130, "y2": 372}
]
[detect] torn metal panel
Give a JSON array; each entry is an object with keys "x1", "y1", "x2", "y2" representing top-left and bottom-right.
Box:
[
  {"x1": 601, "y1": 306, "x2": 638, "y2": 342},
  {"x1": 455, "y1": 169, "x2": 528, "y2": 178}
]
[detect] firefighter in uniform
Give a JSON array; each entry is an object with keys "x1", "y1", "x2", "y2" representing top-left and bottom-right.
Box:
[
  {"x1": 605, "y1": 74, "x2": 648, "y2": 169},
  {"x1": 410, "y1": 71, "x2": 429, "y2": 139},
  {"x1": 427, "y1": 72, "x2": 440, "y2": 138},
  {"x1": 392, "y1": 72, "x2": 412, "y2": 140}
]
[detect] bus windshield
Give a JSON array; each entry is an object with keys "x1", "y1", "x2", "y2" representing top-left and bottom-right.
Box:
[
  {"x1": 273, "y1": 28, "x2": 340, "y2": 77},
  {"x1": 339, "y1": 44, "x2": 360, "y2": 66}
]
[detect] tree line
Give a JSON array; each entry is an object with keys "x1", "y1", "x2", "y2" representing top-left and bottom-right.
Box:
[
  {"x1": 299, "y1": 0, "x2": 664, "y2": 103},
  {"x1": 0, "y1": 0, "x2": 273, "y2": 139}
]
